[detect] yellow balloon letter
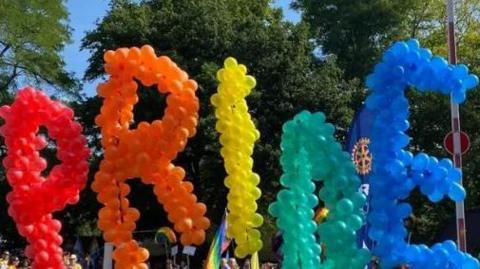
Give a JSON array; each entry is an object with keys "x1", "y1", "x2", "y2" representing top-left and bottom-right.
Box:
[{"x1": 211, "y1": 57, "x2": 263, "y2": 258}]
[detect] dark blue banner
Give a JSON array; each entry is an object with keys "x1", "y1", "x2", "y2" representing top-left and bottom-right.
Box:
[{"x1": 345, "y1": 105, "x2": 376, "y2": 251}]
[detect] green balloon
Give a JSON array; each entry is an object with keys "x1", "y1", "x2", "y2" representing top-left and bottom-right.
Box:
[{"x1": 269, "y1": 111, "x2": 370, "y2": 268}]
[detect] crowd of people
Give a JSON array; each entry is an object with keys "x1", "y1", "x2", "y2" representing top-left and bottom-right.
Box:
[
  {"x1": 218, "y1": 257, "x2": 278, "y2": 269},
  {"x1": 0, "y1": 251, "x2": 27, "y2": 269},
  {"x1": 0, "y1": 248, "x2": 280, "y2": 269},
  {"x1": 161, "y1": 257, "x2": 278, "y2": 269},
  {"x1": 164, "y1": 259, "x2": 188, "y2": 269},
  {"x1": 0, "y1": 251, "x2": 83, "y2": 269}
]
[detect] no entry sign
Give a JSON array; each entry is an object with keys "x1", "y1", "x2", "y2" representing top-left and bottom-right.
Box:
[{"x1": 444, "y1": 131, "x2": 470, "y2": 155}]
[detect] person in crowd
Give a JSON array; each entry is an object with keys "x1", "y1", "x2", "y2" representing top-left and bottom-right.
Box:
[
  {"x1": 371, "y1": 257, "x2": 380, "y2": 269},
  {"x1": 320, "y1": 243, "x2": 327, "y2": 262},
  {"x1": 67, "y1": 254, "x2": 82, "y2": 269},
  {"x1": 221, "y1": 258, "x2": 231, "y2": 269},
  {"x1": 8, "y1": 256, "x2": 19, "y2": 269},
  {"x1": 62, "y1": 252, "x2": 71, "y2": 266},
  {"x1": 16, "y1": 260, "x2": 29, "y2": 269},
  {"x1": 166, "y1": 259, "x2": 174, "y2": 269},
  {"x1": 179, "y1": 260, "x2": 188, "y2": 269},
  {"x1": 242, "y1": 259, "x2": 250, "y2": 269},
  {"x1": 0, "y1": 251, "x2": 10, "y2": 269},
  {"x1": 228, "y1": 258, "x2": 239, "y2": 269}
]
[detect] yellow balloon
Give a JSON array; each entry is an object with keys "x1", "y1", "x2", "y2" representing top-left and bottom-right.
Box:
[{"x1": 212, "y1": 57, "x2": 263, "y2": 257}]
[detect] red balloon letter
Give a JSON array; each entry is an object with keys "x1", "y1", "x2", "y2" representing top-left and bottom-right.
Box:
[{"x1": 0, "y1": 87, "x2": 90, "y2": 269}]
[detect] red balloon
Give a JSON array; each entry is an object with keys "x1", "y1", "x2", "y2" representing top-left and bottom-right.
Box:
[{"x1": 0, "y1": 87, "x2": 90, "y2": 269}]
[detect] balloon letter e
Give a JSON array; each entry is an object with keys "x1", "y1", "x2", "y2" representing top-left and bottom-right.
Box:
[{"x1": 365, "y1": 39, "x2": 479, "y2": 268}]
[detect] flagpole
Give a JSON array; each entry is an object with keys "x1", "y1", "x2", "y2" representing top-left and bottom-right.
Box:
[
  {"x1": 102, "y1": 243, "x2": 113, "y2": 269},
  {"x1": 445, "y1": 0, "x2": 467, "y2": 251},
  {"x1": 164, "y1": 241, "x2": 169, "y2": 269}
]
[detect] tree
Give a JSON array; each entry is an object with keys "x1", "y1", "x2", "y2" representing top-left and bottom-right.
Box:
[
  {"x1": 0, "y1": 0, "x2": 77, "y2": 96},
  {"x1": 292, "y1": 0, "x2": 418, "y2": 79},
  {"x1": 80, "y1": 0, "x2": 360, "y2": 263}
]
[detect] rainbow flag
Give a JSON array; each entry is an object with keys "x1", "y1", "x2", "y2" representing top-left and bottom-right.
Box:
[{"x1": 204, "y1": 213, "x2": 230, "y2": 269}]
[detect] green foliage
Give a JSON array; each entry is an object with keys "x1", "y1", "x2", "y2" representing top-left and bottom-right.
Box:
[
  {"x1": 292, "y1": 0, "x2": 418, "y2": 78},
  {"x1": 0, "y1": 0, "x2": 77, "y2": 96}
]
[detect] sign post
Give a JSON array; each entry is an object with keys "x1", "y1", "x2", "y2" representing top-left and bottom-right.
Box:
[
  {"x1": 172, "y1": 245, "x2": 178, "y2": 266},
  {"x1": 445, "y1": 0, "x2": 467, "y2": 251},
  {"x1": 183, "y1": 246, "x2": 196, "y2": 269},
  {"x1": 102, "y1": 243, "x2": 113, "y2": 269}
]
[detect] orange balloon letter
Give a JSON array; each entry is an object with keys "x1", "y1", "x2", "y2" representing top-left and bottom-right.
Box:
[{"x1": 92, "y1": 45, "x2": 210, "y2": 268}]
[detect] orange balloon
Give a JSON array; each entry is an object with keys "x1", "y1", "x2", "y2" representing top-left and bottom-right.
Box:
[{"x1": 93, "y1": 45, "x2": 210, "y2": 268}]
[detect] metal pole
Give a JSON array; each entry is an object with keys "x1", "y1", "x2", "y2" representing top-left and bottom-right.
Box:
[
  {"x1": 102, "y1": 243, "x2": 113, "y2": 269},
  {"x1": 446, "y1": 0, "x2": 467, "y2": 251},
  {"x1": 164, "y1": 242, "x2": 169, "y2": 268}
]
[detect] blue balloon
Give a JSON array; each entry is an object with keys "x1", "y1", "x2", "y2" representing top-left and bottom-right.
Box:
[
  {"x1": 465, "y1": 74, "x2": 480, "y2": 89},
  {"x1": 449, "y1": 182, "x2": 467, "y2": 202},
  {"x1": 412, "y1": 153, "x2": 429, "y2": 170},
  {"x1": 365, "y1": 39, "x2": 479, "y2": 269}
]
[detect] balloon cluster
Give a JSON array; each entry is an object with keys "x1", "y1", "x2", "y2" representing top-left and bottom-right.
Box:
[
  {"x1": 269, "y1": 111, "x2": 370, "y2": 269},
  {"x1": 0, "y1": 87, "x2": 90, "y2": 269},
  {"x1": 92, "y1": 45, "x2": 210, "y2": 268},
  {"x1": 211, "y1": 57, "x2": 263, "y2": 258},
  {"x1": 365, "y1": 39, "x2": 479, "y2": 268}
]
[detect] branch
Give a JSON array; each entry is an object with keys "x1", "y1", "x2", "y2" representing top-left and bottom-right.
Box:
[
  {"x1": 1, "y1": 65, "x2": 18, "y2": 91},
  {"x1": 410, "y1": 1, "x2": 430, "y2": 38},
  {"x1": 455, "y1": 2, "x2": 480, "y2": 45},
  {"x1": 3, "y1": 61, "x2": 57, "y2": 89},
  {"x1": 0, "y1": 44, "x2": 10, "y2": 58}
]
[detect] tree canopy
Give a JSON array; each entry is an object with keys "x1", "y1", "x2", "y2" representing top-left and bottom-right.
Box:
[
  {"x1": 292, "y1": 0, "x2": 417, "y2": 78},
  {"x1": 0, "y1": 0, "x2": 76, "y2": 96}
]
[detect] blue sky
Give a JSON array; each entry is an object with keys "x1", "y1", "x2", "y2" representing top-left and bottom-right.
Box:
[{"x1": 62, "y1": 0, "x2": 300, "y2": 96}]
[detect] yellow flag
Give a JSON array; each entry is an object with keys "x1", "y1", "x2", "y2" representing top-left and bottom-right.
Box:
[{"x1": 251, "y1": 252, "x2": 260, "y2": 269}]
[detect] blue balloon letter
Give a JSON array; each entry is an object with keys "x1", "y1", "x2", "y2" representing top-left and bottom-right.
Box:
[{"x1": 366, "y1": 39, "x2": 479, "y2": 268}]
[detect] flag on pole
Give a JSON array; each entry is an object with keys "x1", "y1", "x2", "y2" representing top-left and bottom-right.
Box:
[
  {"x1": 73, "y1": 236, "x2": 84, "y2": 255},
  {"x1": 204, "y1": 212, "x2": 230, "y2": 269},
  {"x1": 88, "y1": 238, "x2": 100, "y2": 269},
  {"x1": 251, "y1": 252, "x2": 260, "y2": 269},
  {"x1": 73, "y1": 236, "x2": 86, "y2": 268},
  {"x1": 346, "y1": 105, "x2": 376, "y2": 250},
  {"x1": 102, "y1": 243, "x2": 113, "y2": 269}
]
